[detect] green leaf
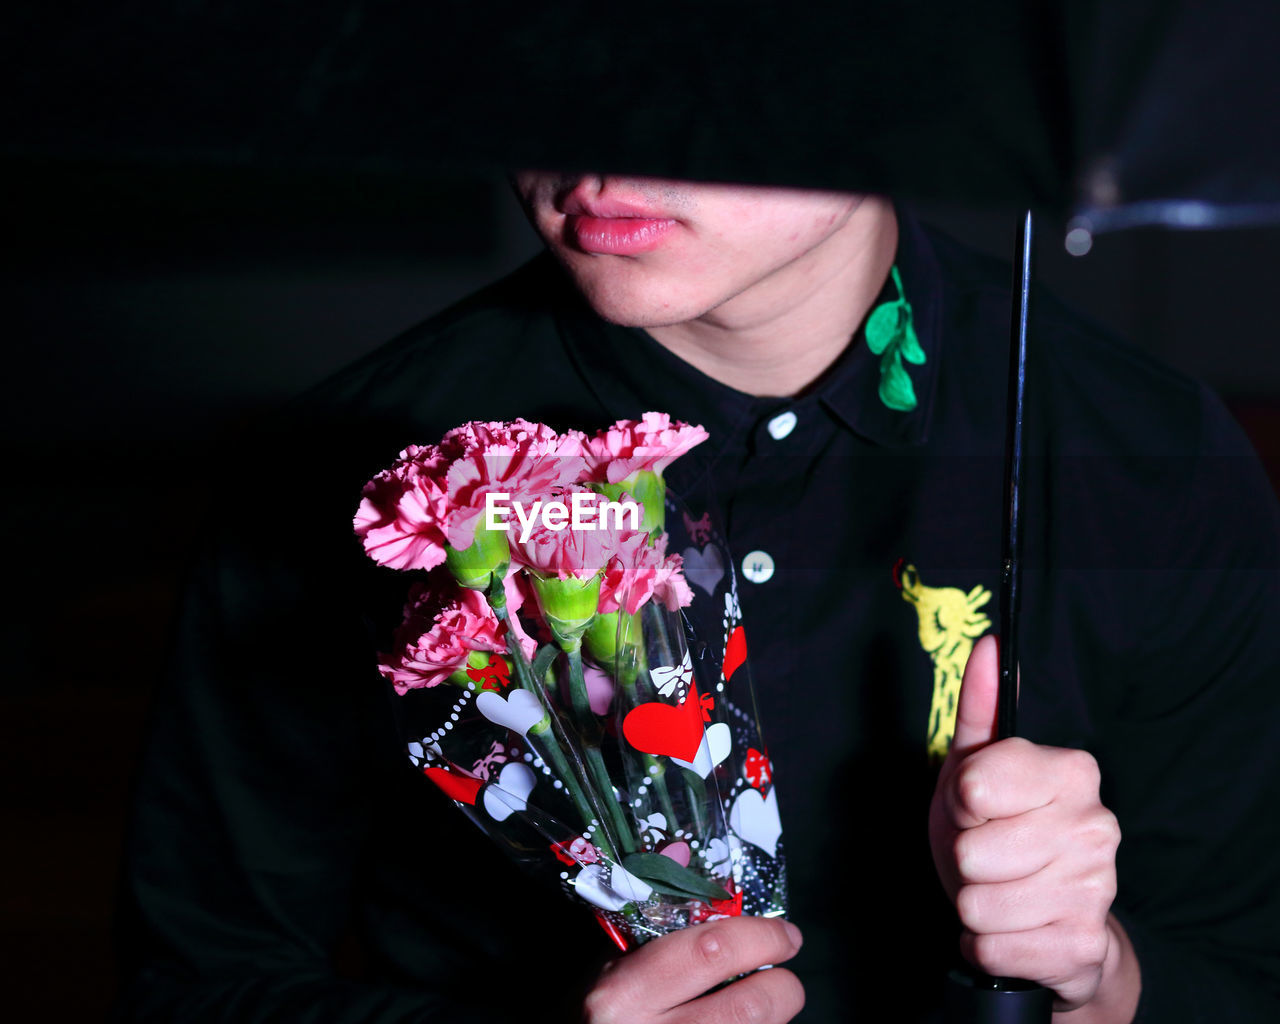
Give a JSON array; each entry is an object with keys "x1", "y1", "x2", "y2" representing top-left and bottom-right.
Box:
[
  {"x1": 531, "y1": 643, "x2": 559, "y2": 683},
  {"x1": 899, "y1": 318, "x2": 926, "y2": 365},
  {"x1": 864, "y1": 300, "x2": 902, "y2": 355},
  {"x1": 622, "y1": 852, "x2": 732, "y2": 903},
  {"x1": 879, "y1": 355, "x2": 918, "y2": 412}
]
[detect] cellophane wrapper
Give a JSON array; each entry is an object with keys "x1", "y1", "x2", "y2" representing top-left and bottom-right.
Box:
[{"x1": 395, "y1": 498, "x2": 787, "y2": 947}]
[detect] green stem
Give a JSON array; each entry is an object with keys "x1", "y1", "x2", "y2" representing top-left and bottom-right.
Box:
[
  {"x1": 489, "y1": 583, "x2": 619, "y2": 862},
  {"x1": 647, "y1": 759, "x2": 681, "y2": 841},
  {"x1": 567, "y1": 642, "x2": 636, "y2": 855},
  {"x1": 682, "y1": 770, "x2": 707, "y2": 837},
  {"x1": 617, "y1": 644, "x2": 681, "y2": 843},
  {"x1": 638, "y1": 604, "x2": 706, "y2": 836}
]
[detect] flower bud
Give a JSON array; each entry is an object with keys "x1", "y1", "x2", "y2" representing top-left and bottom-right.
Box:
[
  {"x1": 583, "y1": 610, "x2": 642, "y2": 671},
  {"x1": 446, "y1": 648, "x2": 510, "y2": 689},
  {"x1": 593, "y1": 469, "x2": 666, "y2": 537},
  {"x1": 445, "y1": 521, "x2": 510, "y2": 589},
  {"x1": 531, "y1": 571, "x2": 603, "y2": 647}
]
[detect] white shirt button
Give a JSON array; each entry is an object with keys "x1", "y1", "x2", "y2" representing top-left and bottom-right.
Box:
[
  {"x1": 741, "y1": 550, "x2": 775, "y2": 583},
  {"x1": 766, "y1": 411, "x2": 797, "y2": 440}
]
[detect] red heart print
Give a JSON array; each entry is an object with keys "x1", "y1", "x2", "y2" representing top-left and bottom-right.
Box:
[
  {"x1": 423, "y1": 765, "x2": 483, "y2": 805},
  {"x1": 623, "y1": 685, "x2": 708, "y2": 762},
  {"x1": 723, "y1": 625, "x2": 747, "y2": 681},
  {"x1": 692, "y1": 885, "x2": 743, "y2": 923},
  {"x1": 745, "y1": 747, "x2": 772, "y2": 790}
]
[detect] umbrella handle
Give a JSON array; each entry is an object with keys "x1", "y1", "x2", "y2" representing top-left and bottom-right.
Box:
[
  {"x1": 946, "y1": 211, "x2": 1051, "y2": 1023},
  {"x1": 945, "y1": 965, "x2": 1055, "y2": 1023}
]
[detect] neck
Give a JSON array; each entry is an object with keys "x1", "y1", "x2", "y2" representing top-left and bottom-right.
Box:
[{"x1": 646, "y1": 198, "x2": 898, "y2": 397}]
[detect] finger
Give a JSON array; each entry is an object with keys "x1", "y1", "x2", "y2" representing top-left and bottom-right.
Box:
[
  {"x1": 950, "y1": 812, "x2": 1060, "y2": 884},
  {"x1": 960, "y1": 925, "x2": 1109, "y2": 1009},
  {"x1": 671, "y1": 966, "x2": 806, "y2": 1024},
  {"x1": 947, "y1": 634, "x2": 1001, "y2": 761},
  {"x1": 955, "y1": 873, "x2": 1086, "y2": 934},
  {"x1": 585, "y1": 917, "x2": 802, "y2": 1017},
  {"x1": 942, "y1": 738, "x2": 1079, "y2": 828}
]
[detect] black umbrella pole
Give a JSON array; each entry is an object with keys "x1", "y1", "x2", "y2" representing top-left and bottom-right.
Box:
[
  {"x1": 943, "y1": 211, "x2": 1052, "y2": 1024},
  {"x1": 998, "y1": 210, "x2": 1032, "y2": 742}
]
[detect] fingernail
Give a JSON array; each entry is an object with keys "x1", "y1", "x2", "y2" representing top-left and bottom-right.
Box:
[{"x1": 783, "y1": 920, "x2": 803, "y2": 950}]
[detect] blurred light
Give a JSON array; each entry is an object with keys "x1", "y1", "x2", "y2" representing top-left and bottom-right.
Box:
[{"x1": 1064, "y1": 226, "x2": 1093, "y2": 257}]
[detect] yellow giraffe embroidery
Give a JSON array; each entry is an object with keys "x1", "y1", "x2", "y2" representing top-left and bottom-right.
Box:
[{"x1": 895, "y1": 562, "x2": 992, "y2": 760}]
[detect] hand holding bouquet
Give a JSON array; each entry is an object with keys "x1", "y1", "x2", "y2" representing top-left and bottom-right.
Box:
[{"x1": 354, "y1": 414, "x2": 786, "y2": 947}]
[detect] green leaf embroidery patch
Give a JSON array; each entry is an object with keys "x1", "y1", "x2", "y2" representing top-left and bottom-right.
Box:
[{"x1": 864, "y1": 265, "x2": 925, "y2": 412}]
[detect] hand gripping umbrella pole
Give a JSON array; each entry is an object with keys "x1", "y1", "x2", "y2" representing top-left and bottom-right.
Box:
[{"x1": 943, "y1": 212, "x2": 1054, "y2": 1023}]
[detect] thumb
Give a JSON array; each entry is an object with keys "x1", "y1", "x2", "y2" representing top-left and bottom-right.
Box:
[{"x1": 946, "y1": 633, "x2": 1001, "y2": 762}]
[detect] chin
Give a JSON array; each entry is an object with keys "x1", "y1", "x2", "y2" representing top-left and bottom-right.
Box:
[{"x1": 566, "y1": 267, "x2": 709, "y2": 329}]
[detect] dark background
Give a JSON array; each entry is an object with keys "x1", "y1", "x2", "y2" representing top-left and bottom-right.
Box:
[{"x1": 4, "y1": 161, "x2": 1280, "y2": 1018}]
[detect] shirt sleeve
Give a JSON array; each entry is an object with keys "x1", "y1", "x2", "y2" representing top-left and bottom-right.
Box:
[
  {"x1": 110, "y1": 453, "x2": 593, "y2": 1022},
  {"x1": 1098, "y1": 387, "x2": 1280, "y2": 1021}
]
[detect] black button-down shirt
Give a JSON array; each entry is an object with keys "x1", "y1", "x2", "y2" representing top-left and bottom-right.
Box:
[{"x1": 116, "y1": 211, "x2": 1280, "y2": 1022}]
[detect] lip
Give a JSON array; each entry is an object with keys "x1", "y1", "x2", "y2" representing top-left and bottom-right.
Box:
[
  {"x1": 555, "y1": 182, "x2": 679, "y2": 255},
  {"x1": 565, "y1": 214, "x2": 677, "y2": 255}
]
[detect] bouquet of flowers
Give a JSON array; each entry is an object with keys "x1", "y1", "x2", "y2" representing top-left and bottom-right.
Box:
[{"x1": 354, "y1": 414, "x2": 786, "y2": 948}]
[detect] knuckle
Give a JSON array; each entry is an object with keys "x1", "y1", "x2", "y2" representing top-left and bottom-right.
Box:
[
  {"x1": 967, "y1": 931, "x2": 1004, "y2": 975},
  {"x1": 1066, "y1": 922, "x2": 1109, "y2": 969},
  {"x1": 1062, "y1": 749, "x2": 1101, "y2": 791},
  {"x1": 1094, "y1": 808, "x2": 1122, "y2": 851},
  {"x1": 728, "y1": 985, "x2": 772, "y2": 1024},
  {"x1": 955, "y1": 761, "x2": 988, "y2": 815},
  {"x1": 1076, "y1": 810, "x2": 1121, "y2": 868},
  {"x1": 1080, "y1": 864, "x2": 1118, "y2": 907},
  {"x1": 693, "y1": 922, "x2": 732, "y2": 972},
  {"x1": 955, "y1": 884, "x2": 985, "y2": 932},
  {"x1": 581, "y1": 981, "x2": 624, "y2": 1024},
  {"x1": 952, "y1": 830, "x2": 980, "y2": 879}
]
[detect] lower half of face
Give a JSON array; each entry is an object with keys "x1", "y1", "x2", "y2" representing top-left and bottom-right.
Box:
[{"x1": 512, "y1": 172, "x2": 866, "y2": 328}]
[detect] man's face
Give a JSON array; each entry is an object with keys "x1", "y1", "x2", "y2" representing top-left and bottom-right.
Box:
[{"x1": 513, "y1": 172, "x2": 868, "y2": 329}]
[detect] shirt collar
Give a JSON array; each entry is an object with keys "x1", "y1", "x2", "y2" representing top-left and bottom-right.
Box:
[{"x1": 554, "y1": 202, "x2": 944, "y2": 454}]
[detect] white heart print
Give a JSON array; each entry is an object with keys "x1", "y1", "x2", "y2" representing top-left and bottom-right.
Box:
[
  {"x1": 682, "y1": 544, "x2": 725, "y2": 595},
  {"x1": 729, "y1": 785, "x2": 782, "y2": 857},
  {"x1": 475, "y1": 688, "x2": 545, "y2": 737},
  {"x1": 482, "y1": 762, "x2": 536, "y2": 822},
  {"x1": 571, "y1": 863, "x2": 654, "y2": 911},
  {"x1": 670, "y1": 722, "x2": 732, "y2": 779}
]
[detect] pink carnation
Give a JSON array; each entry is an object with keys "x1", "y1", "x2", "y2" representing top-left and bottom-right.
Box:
[
  {"x1": 651, "y1": 548, "x2": 695, "y2": 611},
  {"x1": 599, "y1": 531, "x2": 694, "y2": 614},
  {"x1": 508, "y1": 487, "x2": 615, "y2": 580},
  {"x1": 354, "y1": 421, "x2": 587, "y2": 568},
  {"x1": 582, "y1": 412, "x2": 709, "y2": 485},
  {"x1": 354, "y1": 444, "x2": 451, "y2": 571},
  {"x1": 379, "y1": 580, "x2": 535, "y2": 694},
  {"x1": 443, "y1": 421, "x2": 586, "y2": 551}
]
